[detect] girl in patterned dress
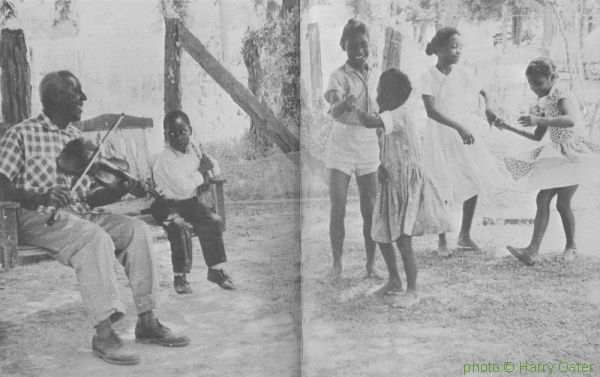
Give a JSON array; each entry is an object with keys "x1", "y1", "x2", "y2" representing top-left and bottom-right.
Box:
[
  {"x1": 498, "y1": 57, "x2": 600, "y2": 265},
  {"x1": 420, "y1": 27, "x2": 504, "y2": 257},
  {"x1": 353, "y1": 69, "x2": 452, "y2": 307}
]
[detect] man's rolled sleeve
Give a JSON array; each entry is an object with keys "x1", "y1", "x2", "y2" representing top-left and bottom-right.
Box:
[{"x1": 0, "y1": 128, "x2": 24, "y2": 182}]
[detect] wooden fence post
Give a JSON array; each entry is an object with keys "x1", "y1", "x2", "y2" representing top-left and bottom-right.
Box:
[
  {"x1": 307, "y1": 22, "x2": 323, "y2": 108},
  {"x1": 382, "y1": 27, "x2": 402, "y2": 71},
  {"x1": 164, "y1": 18, "x2": 182, "y2": 114},
  {"x1": 0, "y1": 29, "x2": 31, "y2": 124}
]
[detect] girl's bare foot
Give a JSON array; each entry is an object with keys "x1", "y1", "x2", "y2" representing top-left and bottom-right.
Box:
[
  {"x1": 457, "y1": 236, "x2": 481, "y2": 252},
  {"x1": 506, "y1": 245, "x2": 537, "y2": 266},
  {"x1": 562, "y1": 247, "x2": 576, "y2": 262},
  {"x1": 324, "y1": 264, "x2": 342, "y2": 282},
  {"x1": 372, "y1": 280, "x2": 403, "y2": 296},
  {"x1": 364, "y1": 266, "x2": 384, "y2": 280},
  {"x1": 391, "y1": 291, "x2": 419, "y2": 308},
  {"x1": 437, "y1": 241, "x2": 452, "y2": 257}
]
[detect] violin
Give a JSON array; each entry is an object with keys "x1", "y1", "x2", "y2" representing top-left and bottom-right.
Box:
[
  {"x1": 45, "y1": 114, "x2": 154, "y2": 226},
  {"x1": 56, "y1": 138, "x2": 162, "y2": 199}
]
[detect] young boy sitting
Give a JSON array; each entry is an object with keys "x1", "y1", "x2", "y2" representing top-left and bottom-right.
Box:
[{"x1": 150, "y1": 110, "x2": 235, "y2": 294}]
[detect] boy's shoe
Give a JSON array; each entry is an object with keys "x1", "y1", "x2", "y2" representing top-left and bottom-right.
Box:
[
  {"x1": 174, "y1": 275, "x2": 193, "y2": 294},
  {"x1": 92, "y1": 329, "x2": 140, "y2": 365},
  {"x1": 207, "y1": 268, "x2": 236, "y2": 290},
  {"x1": 135, "y1": 319, "x2": 190, "y2": 347}
]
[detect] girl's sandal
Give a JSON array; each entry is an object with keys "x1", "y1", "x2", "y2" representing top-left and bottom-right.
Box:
[{"x1": 562, "y1": 247, "x2": 576, "y2": 262}]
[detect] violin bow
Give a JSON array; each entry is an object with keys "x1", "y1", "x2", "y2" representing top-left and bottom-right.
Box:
[
  {"x1": 69, "y1": 114, "x2": 126, "y2": 191},
  {"x1": 46, "y1": 113, "x2": 126, "y2": 226},
  {"x1": 191, "y1": 138, "x2": 215, "y2": 179}
]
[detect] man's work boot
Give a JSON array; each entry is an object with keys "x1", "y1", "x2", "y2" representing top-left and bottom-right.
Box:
[{"x1": 92, "y1": 328, "x2": 140, "y2": 365}]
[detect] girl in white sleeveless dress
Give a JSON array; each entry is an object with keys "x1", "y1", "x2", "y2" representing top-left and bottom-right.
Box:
[{"x1": 420, "y1": 27, "x2": 505, "y2": 256}]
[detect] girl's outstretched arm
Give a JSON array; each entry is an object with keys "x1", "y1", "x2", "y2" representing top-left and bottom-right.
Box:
[
  {"x1": 355, "y1": 109, "x2": 383, "y2": 129},
  {"x1": 498, "y1": 120, "x2": 547, "y2": 141},
  {"x1": 480, "y1": 89, "x2": 500, "y2": 126},
  {"x1": 518, "y1": 98, "x2": 574, "y2": 128},
  {"x1": 422, "y1": 94, "x2": 475, "y2": 144},
  {"x1": 325, "y1": 91, "x2": 353, "y2": 119}
]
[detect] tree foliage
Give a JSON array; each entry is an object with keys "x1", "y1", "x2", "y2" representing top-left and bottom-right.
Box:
[
  {"x1": 0, "y1": 0, "x2": 17, "y2": 25},
  {"x1": 159, "y1": 0, "x2": 190, "y2": 22},
  {"x1": 53, "y1": 0, "x2": 77, "y2": 30},
  {"x1": 242, "y1": 0, "x2": 300, "y2": 156}
]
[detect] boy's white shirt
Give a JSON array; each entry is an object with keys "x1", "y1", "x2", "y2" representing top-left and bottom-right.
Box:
[{"x1": 152, "y1": 141, "x2": 221, "y2": 200}]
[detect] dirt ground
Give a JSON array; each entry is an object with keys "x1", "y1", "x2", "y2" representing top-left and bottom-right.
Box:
[
  {"x1": 2, "y1": 185, "x2": 600, "y2": 377},
  {"x1": 302, "y1": 186, "x2": 600, "y2": 377},
  {"x1": 0, "y1": 200, "x2": 301, "y2": 377}
]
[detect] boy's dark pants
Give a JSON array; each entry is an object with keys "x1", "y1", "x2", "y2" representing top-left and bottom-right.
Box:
[{"x1": 150, "y1": 197, "x2": 227, "y2": 273}]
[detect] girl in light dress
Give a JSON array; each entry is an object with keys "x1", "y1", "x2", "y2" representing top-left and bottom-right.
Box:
[
  {"x1": 353, "y1": 68, "x2": 452, "y2": 307},
  {"x1": 420, "y1": 27, "x2": 504, "y2": 257},
  {"x1": 497, "y1": 57, "x2": 600, "y2": 266}
]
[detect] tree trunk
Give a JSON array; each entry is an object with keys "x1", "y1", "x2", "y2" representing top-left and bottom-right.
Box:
[
  {"x1": 243, "y1": 35, "x2": 271, "y2": 153},
  {"x1": 217, "y1": 0, "x2": 229, "y2": 63},
  {"x1": 512, "y1": 6, "x2": 523, "y2": 45},
  {"x1": 164, "y1": 18, "x2": 182, "y2": 115},
  {"x1": 307, "y1": 22, "x2": 323, "y2": 109},
  {"x1": 541, "y1": 3, "x2": 556, "y2": 54},
  {"x1": 279, "y1": 0, "x2": 300, "y2": 131},
  {"x1": 0, "y1": 29, "x2": 31, "y2": 124},
  {"x1": 382, "y1": 27, "x2": 402, "y2": 71},
  {"x1": 501, "y1": 4, "x2": 510, "y2": 52}
]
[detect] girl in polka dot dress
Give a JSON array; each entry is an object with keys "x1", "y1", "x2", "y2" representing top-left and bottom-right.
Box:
[{"x1": 497, "y1": 57, "x2": 600, "y2": 265}]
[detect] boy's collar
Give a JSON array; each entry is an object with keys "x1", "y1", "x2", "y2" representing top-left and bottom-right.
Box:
[{"x1": 167, "y1": 144, "x2": 190, "y2": 155}]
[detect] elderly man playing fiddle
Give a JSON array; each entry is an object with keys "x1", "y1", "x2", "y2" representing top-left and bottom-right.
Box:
[{"x1": 0, "y1": 71, "x2": 189, "y2": 366}]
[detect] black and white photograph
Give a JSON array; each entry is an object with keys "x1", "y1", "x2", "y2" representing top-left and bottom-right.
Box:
[{"x1": 1, "y1": 0, "x2": 599, "y2": 376}]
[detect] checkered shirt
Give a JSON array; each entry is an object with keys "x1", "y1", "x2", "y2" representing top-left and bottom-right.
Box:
[{"x1": 0, "y1": 113, "x2": 93, "y2": 214}]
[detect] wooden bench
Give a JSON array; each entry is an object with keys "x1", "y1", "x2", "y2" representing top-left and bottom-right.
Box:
[{"x1": 0, "y1": 114, "x2": 226, "y2": 270}]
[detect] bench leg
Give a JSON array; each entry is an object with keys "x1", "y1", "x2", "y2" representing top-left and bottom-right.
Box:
[
  {"x1": 215, "y1": 182, "x2": 226, "y2": 231},
  {"x1": 0, "y1": 206, "x2": 19, "y2": 269}
]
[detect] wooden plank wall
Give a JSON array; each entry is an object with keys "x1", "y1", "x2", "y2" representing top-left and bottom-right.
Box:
[{"x1": 0, "y1": 114, "x2": 154, "y2": 181}]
